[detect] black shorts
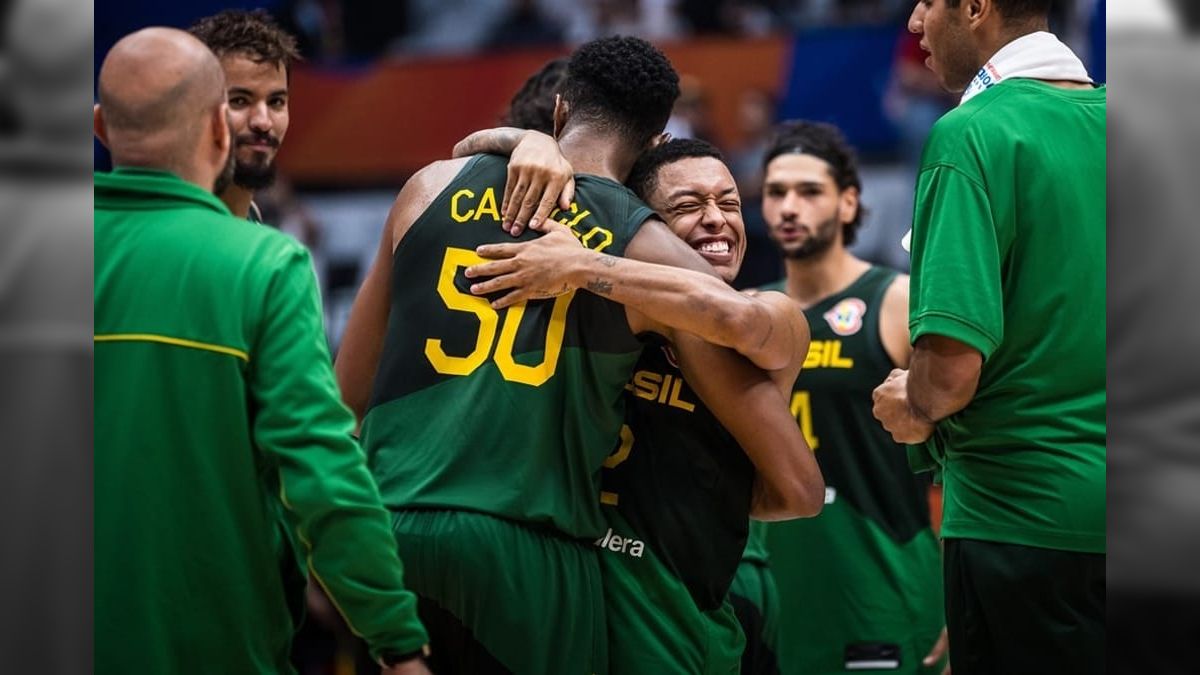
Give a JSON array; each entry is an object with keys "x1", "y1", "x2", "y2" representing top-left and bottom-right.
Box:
[{"x1": 943, "y1": 538, "x2": 1104, "y2": 675}]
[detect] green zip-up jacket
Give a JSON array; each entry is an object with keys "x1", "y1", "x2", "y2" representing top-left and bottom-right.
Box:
[{"x1": 95, "y1": 168, "x2": 427, "y2": 674}]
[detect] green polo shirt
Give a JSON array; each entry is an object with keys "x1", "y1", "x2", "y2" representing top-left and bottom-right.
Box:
[
  {"x1": 907, "y1": 80, "x2": 1106, "y2": 554},
  {"x1": 95, "y1": 168, "x2": 427, "y2": 674}
]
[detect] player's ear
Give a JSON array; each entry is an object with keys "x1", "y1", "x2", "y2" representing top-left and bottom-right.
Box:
[
  {"x1": 552, "y1": 94, "x2": 567, "y2": 139},
  {"x1": 648, "y1": 132, "x2": 672, "y2": 150},
  {"x1": 94, "y1": 104, "x2": 110, "y2": 148},
  {"x1": 966, "y1": 0, "x2": 990, "y2": 28},
  {"x1": 838, "y1": 185, "x2": 860, "y2": 226},
  {"x1": 213, "y1": 101, "x2": 232, "y2": 156}
]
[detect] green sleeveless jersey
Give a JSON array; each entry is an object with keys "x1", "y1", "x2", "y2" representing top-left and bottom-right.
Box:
[
  {"x1": 361, "y1": 154, "x2": 653, "y2": 540},
  {"x1": 598, "y1": 336, "x2": 756, "y2": 612},
  {"x1": 762, "y1": 268, "x2": 944, "y2": 674}
]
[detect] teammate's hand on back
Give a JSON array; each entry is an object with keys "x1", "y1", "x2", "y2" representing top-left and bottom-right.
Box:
[
  {"x1": 466, "y1": 220, "x2": 585, "y2": 308},
  {"x1": 501, "y1": 130, "x2": 575, "y2": 236}
]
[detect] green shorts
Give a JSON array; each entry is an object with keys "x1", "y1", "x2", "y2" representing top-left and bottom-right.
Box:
[
  {"x1": 391, "y1": 509, "x2": 607, "y2": 675},
  {"x1": 728, "y1": 559, "x2": 781, "y2": 675},
  {"x1": 600, "y1": 517, "x2": 744, "y2": 675}
]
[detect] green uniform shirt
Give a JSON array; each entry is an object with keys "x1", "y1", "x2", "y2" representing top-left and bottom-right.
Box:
[
  {"x1": 908, "y1": 80, "x2": 1106, "y2": 553},
  {"x1": 95, "y1": 169, "x2": 427, "y2": 674},
  {"x1": 762, "y1": 270, "x2": 943, "y2": 674},
  {"x1": 600, "y1": 337, "x2": 754, "y2": 673},
  {"x1": 362, "y1": 154, "x2": 652, "y2": 539}
]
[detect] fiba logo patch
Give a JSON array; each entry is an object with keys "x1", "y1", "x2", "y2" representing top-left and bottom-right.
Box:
[{"x1": 823, "y1": 298, "x2": 867, "y2": 336}]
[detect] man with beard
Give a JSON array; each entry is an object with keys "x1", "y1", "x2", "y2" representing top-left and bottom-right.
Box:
[
  {"x1": 757, "y1": 121, "x2": 945, "y2": 675},
  {"x1": 189, "y1": 9, "x2": 296, "y2": 221},
  {"x1": 872, "y1": 0, "x2": 1104, "y2": 671},
  {"x1": 93, "y1": 27, "x2": 430, "y2": 675}
]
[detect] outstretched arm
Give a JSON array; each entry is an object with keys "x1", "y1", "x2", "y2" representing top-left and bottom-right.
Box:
[
  {"x1": 466, "y1": 219, "x2": 804, "y2": 372},
  {"x1": 251, "y1": 245, "x2": 429, "y2": 661}
]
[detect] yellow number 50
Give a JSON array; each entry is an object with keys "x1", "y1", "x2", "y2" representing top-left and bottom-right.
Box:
[{"x1": 424, "y1": 247, "x2": 576, "y2": 387}]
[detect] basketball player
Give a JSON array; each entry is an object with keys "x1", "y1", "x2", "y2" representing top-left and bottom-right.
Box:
[
  {"x1": 758, "y1": 120, "x2": 945, "y2": 674},
  {"x1": 189, "y1": 10, "x2": 296, "y2": 221},
  {"x1": 336, "y1": 36, "x2": 820, "y2": 674}
]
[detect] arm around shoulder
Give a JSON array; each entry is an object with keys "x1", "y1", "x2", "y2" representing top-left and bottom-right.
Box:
[{"x1": 620, "y1": 221, "x2": 803, "y2": 372}]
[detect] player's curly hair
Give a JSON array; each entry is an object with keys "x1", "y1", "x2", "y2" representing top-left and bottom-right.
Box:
[
  {"x1": 561, "y1": 36, "x2": 680, "y2": 150},
  {"x1": 189, "y1": 9, "x2": 301, "y2": 72},
  {"x1": 764, "y1": 120, "x2": 865, "y2": 246},
  {"x1": 626, "y1": 138, "x2": 724, "y2": 202},
  {"x1": 504, "y1": 57, "x2": 568, "y2": 135}
]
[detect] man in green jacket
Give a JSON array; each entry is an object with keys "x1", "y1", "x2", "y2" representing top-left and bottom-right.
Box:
[{"x1": 93, "y1": 27, "x2": 429, "y2": 675}]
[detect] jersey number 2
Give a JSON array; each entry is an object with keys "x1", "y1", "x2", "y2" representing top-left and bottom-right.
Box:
[{"x1": 425, "y1": 247, "x2": 576, "y2": 386}]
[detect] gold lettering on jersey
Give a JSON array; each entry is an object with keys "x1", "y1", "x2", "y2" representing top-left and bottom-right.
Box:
[
  {"x1": 625, "y1": 370, "x2": 697, "y2": 412},
  {"x1": 550, "y1": 203, "x2": 613, "y2": 253},
  {"x1": 449, "y1": 187, "x2": 502, "y2": 223},
  {"x1": 803, "y1": 340, "x2": 855, "y2": 370},
  {"x1": 450, "y1": 188, "x2": 476, "y2": 222},
  {"x1": 475, "y1": 187, "x2": 500, "y2": 221}
]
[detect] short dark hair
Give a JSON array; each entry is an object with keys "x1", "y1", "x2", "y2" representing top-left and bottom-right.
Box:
[
  {"x1": 626, "y1": 138, "x2": 724, "y2": 202},
  {"x1": 504, "y1": 57, "x2": 568, "y2": 135},
  {"x1": 561, "y1": 36, "x2": 680, "y2": 150},
  {"x1": 946, "y1": 0, "x2": 1051, "y2": 21},
  {"x1": 763, "y1": 120, "x2": 865, "y2": 245},
  {"x1": 189, "y1": 9, "x2": 301, "y2": 72}
]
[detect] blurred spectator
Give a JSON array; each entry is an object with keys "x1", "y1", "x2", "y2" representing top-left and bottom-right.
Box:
[
  {"x1": 485, "y1": 0, "x2": 565, "y2": 51},
  {"x1": 727, "y1": 87, "x2": 780, "y2": 288},
  {"x1": 341, "y1": 0, "x2": 409, "y2": 59},
  {"x1": 275, "y1": 0, "x2": 344, "y2": 62},
  {"x1": 884, "y1": 31, "x2": 955, "y2": 167},
  {"x1": 664, "y1": 73, "x2": 715, "y2": 142},
  {"x1": 400, "y1": 0, "x2": 508, "y2": 55},
  {"x1": 727, "y1": 87, "x2": 777, "y2": 199},
  {"x1": 558, "y1": 0, "x2": 684, "y2": 44}
]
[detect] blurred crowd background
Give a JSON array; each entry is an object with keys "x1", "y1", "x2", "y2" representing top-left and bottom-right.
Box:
[{"x1": 93, "y1": 0, "x2": 1105, "y2": 354}]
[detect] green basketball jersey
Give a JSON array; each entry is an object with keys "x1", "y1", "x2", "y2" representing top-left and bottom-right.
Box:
[
  {"x1": 761, "y1": 268, "x2": 944, "y2": 675},
  {"x1": 598, "y1": 336, "x2": 756, "y2": 672},
  {"x1": 361, "y1": 154, "x2": 653, "y2": 540},
  {"x1": 599, "y1": 336, "x2": 757, "y2": 610}
]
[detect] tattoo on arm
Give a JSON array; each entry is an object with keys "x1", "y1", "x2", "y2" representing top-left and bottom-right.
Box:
[
  {"x1": 465, "y1": 128, "x2": 522, "y2": 155},
  {"x1": 598, "y1": 255, "x2": 617, "y2": 268},
  {"x1": 586, "y1": 279, "x2": 614, "y2": 295}
]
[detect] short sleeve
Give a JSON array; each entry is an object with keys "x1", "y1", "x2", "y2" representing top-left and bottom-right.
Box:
[{"x1": 908, "y1": 163, "x2": 1004, "y2": 360}]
